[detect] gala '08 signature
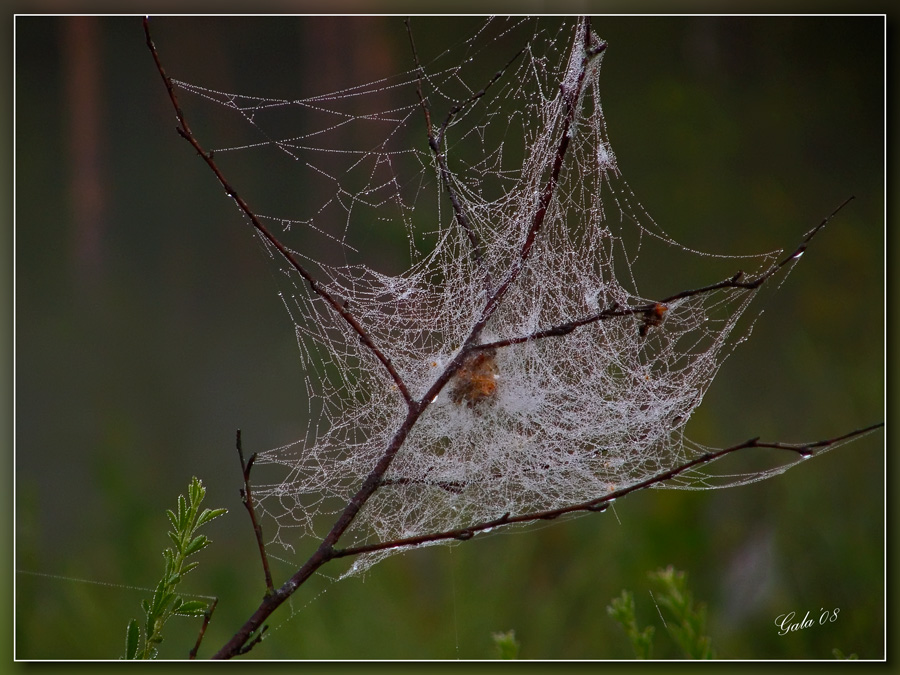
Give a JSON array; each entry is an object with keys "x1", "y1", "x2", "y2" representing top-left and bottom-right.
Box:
[{"x1": 775, "y1": 608, "x2": 840, "y2": 636}]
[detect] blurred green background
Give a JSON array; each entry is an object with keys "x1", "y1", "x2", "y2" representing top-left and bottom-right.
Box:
[{"x1": 15, "y1": 16, "x2": 883, "y2": 659}]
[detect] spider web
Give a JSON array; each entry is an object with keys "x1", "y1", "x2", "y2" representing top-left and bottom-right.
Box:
[{"x1": 172, "y1": 18, "x2": 840, "y2": 576}]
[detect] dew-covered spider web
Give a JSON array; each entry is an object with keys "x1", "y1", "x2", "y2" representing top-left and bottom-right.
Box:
[{"x1": 172, "y1": 17, "x2": 861, "y2": 576}]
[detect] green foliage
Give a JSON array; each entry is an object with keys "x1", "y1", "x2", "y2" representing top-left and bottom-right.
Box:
[
  {"x1": 492, "y1": 629, "x2": 520, "y2": 659},
  {"x1": 608, "y1": 566, "x2": 714, "y2": 659},
  {"x1": 123, "y1": 477, "x2": 227, "y2": 659},
  {"x1": 832, "y1": 648, "x2": 858, "y2": 660},
  {"x1": 606, "y1": 590, "x2": 654, "y2": 659},
  {"x1": 648, "y1": 566, "x2": 715, "y2": 659}
]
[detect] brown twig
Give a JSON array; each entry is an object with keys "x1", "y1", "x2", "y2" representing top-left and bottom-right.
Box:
[
  {"x1": 144, "y1": 18, "x2": 426, "y2": 655},
  {"x1": 660, "y1": 195, "x2": 855, "y2": 303},
  {"x1": 236, "y1": 430, "x2": 274, "y2": 596},
  {"x1": 416, "y1": 19, "x2": 607, "y2": 408},
  {"x1": 405, "y1": 18, "x2": 499, "y2": 284},
  {"x1": 331, "y1": 421, "x2": 884, "y2": 559},
  {"x1": 188, "y1": 597, "x2": 218, "y2": 659},
  {"x1": 474, "y1": 195, "x2": 856, "y2": 351},
  {"x1": 143, "y1": 17, "x2": 414, "y2": 409},
  {"x1": 379, "y1": 476, "x2": 468, "y2": 494},
  {"x1": 211, "y1": 404, "x2": 423, "y2": 658},
  {"x1": 471, "y1": 20, "x2": 606, "y2": 336}
]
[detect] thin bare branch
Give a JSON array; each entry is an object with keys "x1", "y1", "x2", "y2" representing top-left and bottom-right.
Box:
[
  {"x1": 404, "y1": 18, "x2": 433, "y2": 141},
  {"x1": 660, "y1": 195, "x2": 856, "y2": 303},
  {"x1": 434, "y1": 42, "x2": 528, "y2": 151},
  {"x1": 406, "y1": 18, "x2": 489, "y2": 282},
  {"x1": 379, "y1": 476, "x2": 468, "y2": 494},
  {"x1": 212, "y1": 402, "x2": 424, "y2": 659},
  {"x1": 188, "y1": 597, "x2": 218, "y2": 659},
  {"x1": 474, "y1": 195, "x2": 856, "y2": 351},
  {"x1": 415, "y1": 20, "x2": 609, "y2": 412},
  {"x1": 473, "y1": 20, "x2": 606, "y2": 337},
  {"x1": 145, "y1": 23, "x2": 436, "y2": 656},
  {"x1": 331, "y1": 421, "x2": 884, "y2": 559},
  {"x1": 143, "y1": 17, "x2": 414, "y2": 409},
  {"x1": 235, "y1": 430, "x2": 274, "y2": 596}
]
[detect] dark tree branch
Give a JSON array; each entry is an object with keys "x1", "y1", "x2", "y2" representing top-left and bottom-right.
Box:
[
  {"x1": 331, "y1": 421, "x2": 884, "y2": 559},
  {"x1": 472, "y1": 20, "x2": 606, "y2": 337},
  {"x1": 145, "y1": 19, "x2": 426, "y2": 656},
  {"x1": 212, "y1": 405, "x2": 423, "y2": 658},
  {"x1": 473, "y1": 195, "x2": 856, "y2": 351},
  {"x1": 405, "y1": 18, "x2": 496, "y2": 285},
  {"x1": 143, "y1": 17, "x2": 414, "y2": 409},
  {"x1": 379, "y1": 476, "x2": 468, "y2": 494},
  {"x1": 404, "y1": 19, "x2": 434, "y2": 141},
  {"x1": 188, "y1": 597, "x2": 218, "y2": 659},
  {"x1": 412, "y1": 19, "x2": 608, "y2": 407},
  {"x1": 659, "y1": 195, "x2": 856, "y2": 303},
  {"x1": 235, "y1": 430, "x2": 274, "y2": 596}
]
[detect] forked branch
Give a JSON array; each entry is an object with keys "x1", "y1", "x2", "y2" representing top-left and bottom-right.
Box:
[
  {"x1": 188, "y1": 598, "x2": 218, "y2": 659},
  {"x1": 414, "y1": 19, "x2": 609, "y2": 406},
  {"x1": 473, "y1": 19, "x2": 606, "y2": 336},
  {"x1": 144, "y1": 17, "x2": 881, "y2": 660},
  {"x1": 406, "y1": 18, "x2": 522, "y2": 284},
  {"x1": 235, "y1": 430, "x2": 274, "y2": 595}
]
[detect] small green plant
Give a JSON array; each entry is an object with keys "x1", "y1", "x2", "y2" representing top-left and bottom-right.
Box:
[
  {"x1": 648, "y1": 566, "x2": 715, "y2": 659},
  {"x1": 492, "y1": 629, "x2": 520, "y2": 659},
  {"x1": 607, "y1": 589, "x2": 655, "y2": 659},
  {"x1": 608, "y1": 566, "x2": 714, "y2": 659},
  {"x1": 832, "y1": 648, "x2": 858, "y2": 660},
  {"x1": 124, "y1": 477, "x2": 227, "y2": 659}
]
